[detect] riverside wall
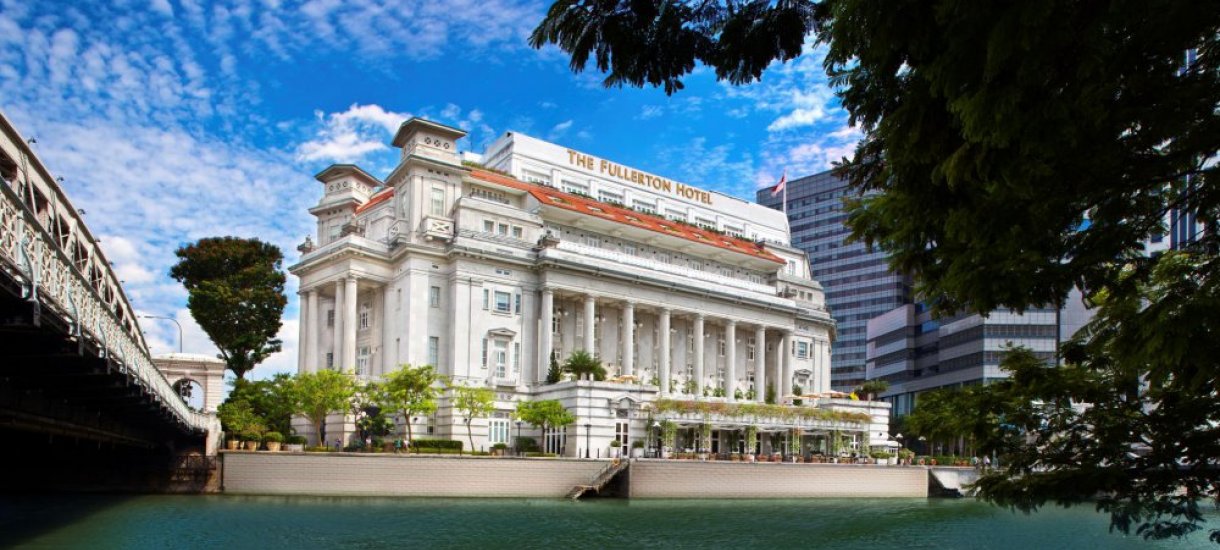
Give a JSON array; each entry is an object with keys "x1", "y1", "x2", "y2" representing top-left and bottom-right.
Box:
[
  {"x1": 221, "y1": 452, "x2": 608, "y2": 497},
  {"x1": 627, "y1": 461, "x2": 928, "y2": 498}
]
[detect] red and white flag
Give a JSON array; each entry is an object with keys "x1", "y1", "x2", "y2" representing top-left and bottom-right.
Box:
[{"x1": 770, "y1": 170, "x2": 787, "y2": 197}]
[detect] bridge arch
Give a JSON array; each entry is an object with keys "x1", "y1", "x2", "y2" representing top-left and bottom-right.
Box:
[{"x1": 153, "y1": 354, "x2": 226, "y2": 413}]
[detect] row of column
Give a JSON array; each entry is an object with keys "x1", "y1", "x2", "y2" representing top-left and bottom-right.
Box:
[
  {"x1": 298, "y1": 276, "x2": 360, "y2": 373},
  {"x1": 538, "y1": 289, "x2": 797, "y2": 401}
]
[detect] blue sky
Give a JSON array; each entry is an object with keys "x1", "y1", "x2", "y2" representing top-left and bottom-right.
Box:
[{"x1": 0, "y1": 0, "x2": 857, "y2": 379}]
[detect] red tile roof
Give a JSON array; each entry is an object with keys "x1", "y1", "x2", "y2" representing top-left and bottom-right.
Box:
[
  {"x1": 469, "y1": 169, "x2": 784, "y2": 264},
  {"x1": 355, "y1": 187, "x2": 395, "y2": 214}
]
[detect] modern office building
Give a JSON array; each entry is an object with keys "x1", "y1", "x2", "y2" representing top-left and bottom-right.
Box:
[
  {"x1": 757, "y1": 170, "x2": 912, "y2": 392},
  {"x1": 865, "y1": 291, "x2": 1093, "y2": 415},
  {"x1": 290, "y1": 119, "x2": 892, "y2": 456}
]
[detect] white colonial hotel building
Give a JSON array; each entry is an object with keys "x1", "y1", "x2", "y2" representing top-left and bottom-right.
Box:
[{"x1": 291, "y1": 118, "x2": 891, "y2": 456}]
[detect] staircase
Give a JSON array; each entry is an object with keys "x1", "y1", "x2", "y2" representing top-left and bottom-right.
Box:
[{"x1": 566, "y1": 460, "x2": 630, "y2": 500}]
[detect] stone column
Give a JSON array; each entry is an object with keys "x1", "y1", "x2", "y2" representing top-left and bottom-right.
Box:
[
  {"x1": 342, "y1": 276, "x2": 358, "y2": 371},
  {"x1": 659, "y1": 308, "x2": 671, "y2": 395},
  {"x1": 778, "y1": 331, "x2": 789, "y2": 398},
  {"x1": 381, "y1": 285, "x2": 396, "y2": 375},
  {"x1": 693, "y1": 314, "x2": 704, "y2": 397},
  {"x1": 583, "y1": 294, "x2": 596, "y2": 355},
  {"x1": 539, "y1": 288, "x2": 554, "y2": 383},
  {"x1": 724, "y1": 320, "x2": 737, "y2": 401},
  {"x1": 306, "y1": 290, "x2": 319, "y2": 373},
  {"x1": 755, "y1": 325, "x2": 767, "y2": 402},
  {"x1": 332, "y1": 279, "x2": 344, "y2": 369},
  {"x1": 298, "y1": 292, "x2": 308, "y2": 373},
  {"x1": 621, "y1": 302, "x2": 635, "y2": 377}
]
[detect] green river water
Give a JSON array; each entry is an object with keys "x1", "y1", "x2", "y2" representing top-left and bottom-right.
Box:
[{"x1": 1, "y1": 495, "x2": 1216, "y2": 548}]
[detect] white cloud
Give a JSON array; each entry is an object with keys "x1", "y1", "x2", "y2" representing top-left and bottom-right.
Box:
[{"x1": 548, "y1": 119, "x2": 573, "y2": 140}]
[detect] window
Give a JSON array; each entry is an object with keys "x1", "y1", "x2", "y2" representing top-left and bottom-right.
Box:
[
  {"x1": 544, "y1": 427, "x2": 566, "y2": 454},
  {"x1": 482, "y1": 289, "x2": 489, "y2": 310},
  {"x1": 326, "y1": 352, "x2": 334, "y2": 369},
  {"x1": 428, "y1": 336, "x2": 439, "y2": 366},
  {"x1": 493, "y1": 339, "x2": 509, "y2": 377},
  {"x1": 512, "y1": 226, "x2": 523, "y2": 239},
  {"x1": 665, "y1": 208, "x2": 685, "y2": 221},
  {"x1": 598, "y1": 190, "x2": 623, "y2": 204},
  {"x1": 481, "y1": 338, "x2": 488, "y2": 368},
  {"x1": 623, "y1": 243, "x2": 637, "y2": 256},
  {"x1": 584, "y1": 235, "x2": 599, "y2": 248},
  {"x1": 797, "y1": 341, "x2": 809, "y2": 359},
  {"x1": 632, "y1": 199, "x2": 657, "y2": 214},
  {"x1": 718, "y1": 337, "x2": 726, "y2": 357},
  {"x1": 561, "y1": 180, "x2": 588, "y2": 195},
  {"x1": 356, "y1": 346, "x2": 370, "y2": 375},
  {"x1": 483, "y1": 220, "x2": 495, "y2": 232},
  {"x1": 430, "y1": 187, "x2": 446, "y2": 216},
  {"x1": 498, "y1": 223, "x2": 509, "y2": 235},
  {"x1": 523, "y1": 170, "x2": 550, "y2": 185},
  {"x1": 359, "y1": 303, "x2": 371, "y2": 330},
  {"x1": 514, "y1": 342, "x2": 521, "y2": 373},
  {"x1": 514, "y1": 293, "x2": 521, "y2": 314},
  {"x1": 327, "y1": 221, "x2": 341, "y2": 242},
  {"x1": 327, "y1": 309, "x2": 335, "y2": 327},
  {"x1": 488, "y1": 418, "x2": 510, "y2": 444},
  {"x1": 494, "y1": 291, "x2": 512, "y2": 313},
  {"x1": 429, "y1": 286, "x2": 441, "y2": 308},
  {"x1": 747, "y1": 337, "x2": 756, "y2": 361}
]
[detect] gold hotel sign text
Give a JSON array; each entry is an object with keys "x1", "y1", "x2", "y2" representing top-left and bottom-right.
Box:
[{"x1": 567, "y1": 149, "x2": 713, "y2": 205}]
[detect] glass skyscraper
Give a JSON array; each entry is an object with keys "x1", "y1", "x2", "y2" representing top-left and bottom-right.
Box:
[{"x1": 758, "y1": 169, "x2": 912, "y2": 392}]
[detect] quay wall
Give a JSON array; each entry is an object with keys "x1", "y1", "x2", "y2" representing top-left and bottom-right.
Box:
[
  {"x1": 222, "y1": 453, "x2": 928, "y2": 498},
  {"x1": 627, "y1": 461, "x2": 927, "y2": 498},
  {"x1": 221, "y1": 452, "x2": 607, "y2": 497}
]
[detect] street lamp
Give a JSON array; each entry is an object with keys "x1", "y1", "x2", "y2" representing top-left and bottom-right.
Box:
[
  {"x1": 584, "y1": 422, "x2": 591, "y2": 459},
  {"x1": 515, "y1": 420, "x2": 523, "y2": 456},
  {"x1": 140, "y1": 315, "x2": 183, "y2": 353}
]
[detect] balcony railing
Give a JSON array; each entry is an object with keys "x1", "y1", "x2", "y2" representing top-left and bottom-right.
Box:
[{"x1": 420, "y1": 215, "x2": 454, "y2": 241}]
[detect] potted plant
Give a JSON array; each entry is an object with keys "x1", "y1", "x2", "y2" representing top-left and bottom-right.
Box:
[
  {"x1": 491, "y1": 442, "x2": 509, "y2": 456},
  {"x1": 631, "y1": 440, "x2": 645, "y2": 458},
  {"x1": 284, "y1": 435, "x2": 307, "y2": 453},
  {"x1": 242, "y1": 432, "x2": 261, "y2": 451},
  {"x1": 609, "y1": 439, "x2": 622, "y2": 458},
  {"x1": 263, "y1": 431, "x2": 284, "y2": 452},
  {"x1": 745, "y1": 425, "x2": 758, "y2": 463},
  {"x1": 698, "y1": 424, "x2": 712, "y2": 460},
  {"x1": 661, "y1": 421, "x2": 677, "y2": 459},
  {"x1": 226, "y1": 436, "x2": 241, "y2": 451}
]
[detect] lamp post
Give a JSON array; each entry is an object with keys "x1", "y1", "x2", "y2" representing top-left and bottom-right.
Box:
[
  {"x1": 140, "y1": 315, "x2": 183, "y2": 353},
  {"x1": 895, "y1": 433, "x2": 904, "y2": 464},
  {"x1": 652, "y1": 420, "x2": 661, "y2": 458},
  {"x1": 918, "y1": 436, "x2": 927, "y2": 456},
  {"x1": 515, "y1": 420, "x2": 522, "y2": 456},
  {"x1": 584, "y1": 422, "x2": 591, "y2": 459}
]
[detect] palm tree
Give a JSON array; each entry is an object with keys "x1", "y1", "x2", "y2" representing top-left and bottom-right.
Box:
[{"x1": 564, "y1": 350, "x2": 606, "y2": 381}]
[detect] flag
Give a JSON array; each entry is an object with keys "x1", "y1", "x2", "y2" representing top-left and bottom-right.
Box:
[
  {"x1": 849, "y1": 391, "x2": 859, "y2": 401},
  {"x1": 770, "y1": 170, "x2": 787, "y2": 197}
]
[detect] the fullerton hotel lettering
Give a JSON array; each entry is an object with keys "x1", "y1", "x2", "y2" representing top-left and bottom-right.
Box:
[{"x1": 566, "y1": 149, "x2": 713, "y2": 205}]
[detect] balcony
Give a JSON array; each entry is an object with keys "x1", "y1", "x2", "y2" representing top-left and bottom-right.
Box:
[
  {"x1": 420, "y1": 215, "x2": 454, "y2": 242},
  {"x1": 650, "y1": 399, "x2": 871, "y2": 432}
]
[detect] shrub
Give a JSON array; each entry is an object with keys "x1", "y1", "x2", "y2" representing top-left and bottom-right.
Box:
[
  {"x1": 870, "y1": 451, "x2": 894, "y2": 459},
  {"x1": 632, "y1": 440, "x2": 645, "y2": 449},
  {"x1": 492, "y1": 443, "x2": 509, "y2": 450},
  {"x1": 525, "y1": 452, "x2": 559, "y2": 458},
  {"x1": 409, "y1": 439, "x2": 464, "y2": 452},
  {"x1": 240, "y1": 431, "x2": 262, "y2": 442},
  {"x1": 286, "y1": 435, "x2": 307, "y2": 445},
  {"x1": 263, "y1": 431, "x2": 284, "y2": 443},
  {"x1": 515, "y1": 436, "x2": 539, "y2": 452}
]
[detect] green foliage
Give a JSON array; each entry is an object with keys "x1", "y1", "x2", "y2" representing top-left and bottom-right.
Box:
[
  {"x1": 409, "y1": 439, "x2": 463, "y2": 452},
  {"x1": 683, "y1": 379, "x2": 698, "y2": 395},
  {"x1": 564, "y1": 350, "x2": 606, "y2": 381},
  {"x1": 355, "y1": 409, "x2": 394, "y2": 441},
  {"x1": 169, "y1": 237, "x2": 287, "y2": 379},
  {"x1": 217, "y1": 399, "x2": 264, "y2": 436},
  {"x1": 792, "y1": 384, "x2": 804, "y2": 406},
  {"x1": 373, "y1": 364, "x2": 443, "y2": 444},
  {"x1": 546, "y1": 350, "x2": 562, "y2": 384},
  {"x1": 653, "y1": 398, "x2": 871, "y2": 424},
  {"x1": 764, "y1": 383, "x2": 775, "y2": 404},
  {"x1": 745, "y1": 386, "x2": 756, "y2": 401},
  {"x1": 631, "y1": 440, "x2": 645, "y2": 449},
  {"x1": 745, "y1": 425, "x2": 758, "y2": 452},
  {"x1": 855, "y1": 380, "x2": 889, "y2": 401},
  {"x1": 451, "y1": 385, "x2": 495, "y2": 452},
  {"x1": 263, "y1": 431, "x2": 283, "y2": 443},
  {"x1": 286, "y1": 435, "x2": 307, "y2": 445},
  {"x1": 712, "y1": 387, "x2": 726, "y2": 398},
  {"x1": 291, "y1": 369, "x2": 356, "y2": 446},
  {"x1": 733, "y1": 389, "x2": 743, "y2": 400},
  {"x1": 904, "y1": 386, "x2": 982, "y2": 455},
  {"x1": 515, "y1": 436, "x2": 539, "y2": 452},
  {"x1": 226, "y1": 374, "x2": 295, "y2": 436},
  {"x1": 660, "y1": 420, "x2": 677, "y2": 449}
]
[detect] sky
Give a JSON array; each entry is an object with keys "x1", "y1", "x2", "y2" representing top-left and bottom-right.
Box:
[{"x1": 0, "y1": 0, "x2": 858, "y2": 381}]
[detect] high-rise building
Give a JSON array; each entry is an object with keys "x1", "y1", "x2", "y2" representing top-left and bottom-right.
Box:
[{"x1": 758, "y1": 169, "x2": 912, "y2": 392}]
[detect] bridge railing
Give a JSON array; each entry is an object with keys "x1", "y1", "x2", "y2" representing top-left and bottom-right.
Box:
[{"x1": 0, "y1": 118, "x2": 215, "y2": 434}]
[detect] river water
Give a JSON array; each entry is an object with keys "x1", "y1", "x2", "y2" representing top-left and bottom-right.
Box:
[{"x1": 2, "y1": 495, "x2": 1216, "y2": 548}]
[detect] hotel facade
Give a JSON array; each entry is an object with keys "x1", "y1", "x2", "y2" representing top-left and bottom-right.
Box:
[{"x1": 290, "y1": 119, "x2": 890, "y2": 457}]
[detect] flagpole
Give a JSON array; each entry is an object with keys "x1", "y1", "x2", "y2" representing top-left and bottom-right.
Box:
[{"x1": 782, "y1": 172, "x2": 788, "y2": 216}]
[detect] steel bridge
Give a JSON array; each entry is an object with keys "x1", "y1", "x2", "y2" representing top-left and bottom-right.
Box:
[{"x1": 0, "y1": 110, "x2": 219, "y2": 492}]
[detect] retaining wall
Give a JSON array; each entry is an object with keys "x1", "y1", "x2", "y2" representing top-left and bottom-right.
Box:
[
  {"x1": 221, "y1": 452, "x2": 608, "y2": 497},
  {"x1": 627, "y1": 460, "x2": 927, "y2": 498}
]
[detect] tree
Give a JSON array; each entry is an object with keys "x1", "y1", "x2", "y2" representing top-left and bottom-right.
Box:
[
  {"x1": 450, "y1": 385, "x2": 495, "y2": 453},
  {"x1": 374, "y1": 364, "x2": 444, "y2": 448},
  {"x1": 904, "y1": 386, "x2": 981, "y2": 457},
  {"x1": 226, "y1": 374, "x2": 296, "y2": 436},
  {"x1": 546, "y1": 350, "x2": 562, "y2": 384},
  {"x1": 291, "y1": 369, "x2": 356, "y2": 447},
  {"x1": 533, "y1": 0, "x2": 1219, "y2": 540},
  {"x1": 217, "y1": 399, "x2": 263, "y2": 437},
  {"x1": 854, "y1": 380, "x2": 890, "y2": 402},
  {"x1": 170, "y1": 237, "x2": 287, "y2": 379},
  {"x1": 564, "y1": 350, "x2": 606, "y2": 381},
  {"x1": 515, "y1": 399, "x2": 575, "y2": 453}
]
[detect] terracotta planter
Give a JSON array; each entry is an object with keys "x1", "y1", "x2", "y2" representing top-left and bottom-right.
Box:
[
  {"x1": 226, "y1": 440, "x2": 240, "y2": 450},
  {"x1": 631, "y1": 448, "x2": 644, "y2": 458},
  {"x1": 283, "y1": 444, "x2": 304, "y2": 453},
  {"x1": 266, "y1": 441, "x2": 282, "y2": 452},
  {"x1": 244, "y1": 441, "x2": 259, "y2": 451}
]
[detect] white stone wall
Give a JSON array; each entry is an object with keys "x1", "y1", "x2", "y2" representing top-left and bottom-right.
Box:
[{"x1": 628, "y1": 461, "x2": 926, "y2": 498}]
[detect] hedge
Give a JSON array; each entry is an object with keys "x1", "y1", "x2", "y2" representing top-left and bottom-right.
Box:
[{"x1": 410, "y1": 439, "x2": 464, "y2": 451}]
